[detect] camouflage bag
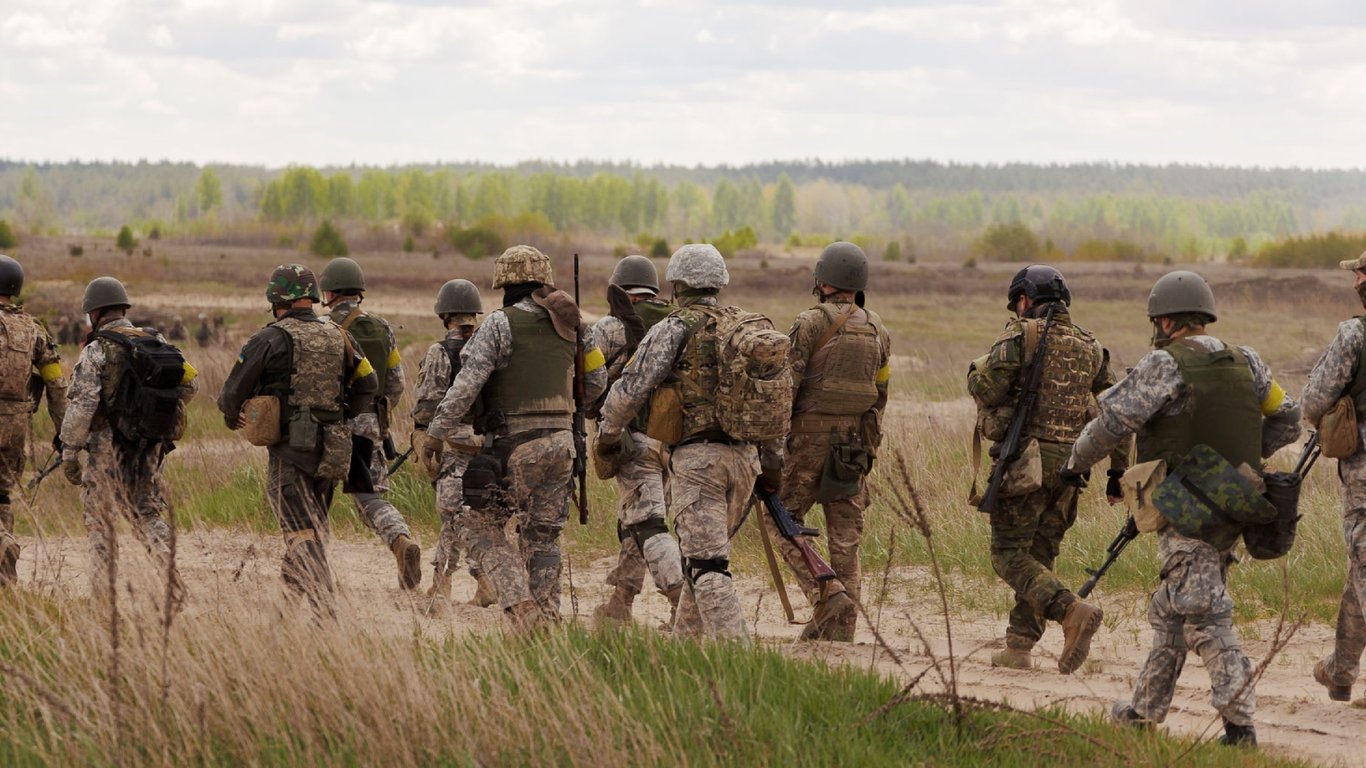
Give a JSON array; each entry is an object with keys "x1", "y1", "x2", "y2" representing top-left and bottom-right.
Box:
[
  {"x1": 316, "y1": 422, "x2": 352, "y2": 482},
  {"x1": 1243, "y1": 471, "x2": 1302, "y2": 560},
  {"x1": 1151, "y1": 443, "x2": 1276, "y2": 549},
  {"x1": 708, "y1": 308, "x2": 792, "y2": 442}
]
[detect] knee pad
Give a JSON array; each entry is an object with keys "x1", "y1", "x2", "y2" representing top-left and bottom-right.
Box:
[
  {"x1": 523, "y1": 521, "x2": 559, "y2": 547},
  {"x1": 625, "y1": 518, "x2": 670, "y2": 553},
  {"x1": 684, "y1": 557, "x2": 731, "y2": 583},
  {"x1": 1153, "y1": 628, "x2": 1185, "y2": 652},
  {"x1": 529, "y1": 551, "x2": 561, "y2": 571}
]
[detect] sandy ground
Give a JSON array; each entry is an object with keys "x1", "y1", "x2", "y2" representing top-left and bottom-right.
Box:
[{"x1": 11, "y1": 526, "x2": 1364, "y2": 767}]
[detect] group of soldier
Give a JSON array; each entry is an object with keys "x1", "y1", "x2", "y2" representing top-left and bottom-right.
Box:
[{"x1": 0, "y1": 240, "x2": 1364, "y2": 750}]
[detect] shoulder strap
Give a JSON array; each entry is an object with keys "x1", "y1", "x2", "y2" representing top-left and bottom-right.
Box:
[
  {"x1": 339, "y1": 308, "x2": 365, "y2": 332},
  {"x1": 811, "y1": 305, "x2": 856, "y2": 355}
]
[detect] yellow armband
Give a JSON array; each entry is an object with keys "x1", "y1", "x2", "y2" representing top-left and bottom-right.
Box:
[
  {"x1": 180, "y1": 361, "x2": 198, "y2": 385},
  {"x1": 386, "y1": 348, "x2": 402, "y2": 369},
  {"x1": 875, "y1": 362, "x2": 891, "y2": 384},
  {"x1": 584, "y1": 348, "x2": 606, "y2": 373},
  {"x1": 351, "y1": 356, "x2": 375, "y2": 382},
  {"x1": 1260, "y1": 380, "x2": 1286, "y2": 416},
  {"x1": 39, "y1": 362, "x2": 63, "y2": 383}
]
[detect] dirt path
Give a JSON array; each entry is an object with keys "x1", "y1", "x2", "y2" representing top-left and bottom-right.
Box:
[{"x1": 14, "y1": 529, "x2": 1363, "y2": 766}]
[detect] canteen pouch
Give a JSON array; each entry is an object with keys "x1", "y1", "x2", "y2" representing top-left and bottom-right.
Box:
[
  {"x1": 1122, "y1": 459, "x2": 1169, "y2": 533},
  {"x1": 242, "y1": 395, "x2": 281, "y2": 446},
  {"x1": 1319, "y1": 396, "x2": 1359, "y2": 459},
  {"x1": 815, "y1": 428, "x2": 871, "y2": 502},
  {"x1": 316, "y1": 423, "x2": 352, "y2": 482},
  {"x1": 645, "y1": 384, "x2": 684, "y2": 446}
]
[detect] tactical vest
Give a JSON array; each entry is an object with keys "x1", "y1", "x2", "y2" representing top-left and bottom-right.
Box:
[
  {"x1": 272, "y1": 315, "x2": 346, "y2": 420},
  {"x1": 1020, "y1": 317, "x2": 1101, "y2": 444},
  {"x1": 1136, "y1": 340, "x2": 1261, "y2": 470},
  {"x1": 617, "y1": 300, "x2": 672, "y2": 432},
  {"x1": 333, "y1": 306, "x2": 391, "y2": 414},
  {"x1": 671, "y1": 307, "x2": 723, "y2": 440},
  {"x1": 794, "y1": 303, "x2": 883, "y2": 417},
  {"x1": 483, "y1": 306, "x2": 574, "y2": 429},
  {"x1": 1347, "y1": 317, "x2": 1366, "y2": 415},
  {"x1": 0, "y1": 308, "x2": 37, "y2": 402}
]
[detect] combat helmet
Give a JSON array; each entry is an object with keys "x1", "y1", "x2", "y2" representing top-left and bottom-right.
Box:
[
  {"x1": 1006, "y1": 265, "x2": 1071, "y2": 310},
  {"x1": 610, "y1": 255, "x2": 660, "y2": 296},
  {"x1": 82, "y1": 276, "x2": 131, "y2": 313},
  {"x1": 435, "y1": 279, "x2": 483, "y2": 316},
  {"x1": 1147, "y1": 270, "x2": 1216, "y2": 322},
  {"x1": 492, "y1": 245, "x2": 554, "y2": 289},
  {"x1": 0, "y1": 255, "x2": 23, "y2": 297},
  {"x1": 319, "y1": 256, "x2": 365, "y2": 293},
  {"x1": 266, "y1": 264, "x2": 322, "y2": 305},
  {"x1": 813, "y1": 242, "x2": 868, "y2": 292},
  {"x1": 664, "y1": 244, "x2": 729, "y2": 291}
]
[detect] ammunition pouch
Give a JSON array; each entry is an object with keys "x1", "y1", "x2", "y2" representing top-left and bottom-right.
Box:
[
  {"x1": 1319, "y1": 396, "x2": 1358, "y2": 459},
  {"x1": 1244, "y1": 471, "x2": 1303, "y2": 560},
  {"x1": 645, "y1": 383, "x2": 684, "y2": 446},
  {"x1": 996, "y1": 437, "x2": 1043, "y2": 499},
  {"x1": 815, "y1": 427, "x2": 870, "y2": 503},
  {"x1": 462, "y1": 429, "x2": 552, "y2": 510}
]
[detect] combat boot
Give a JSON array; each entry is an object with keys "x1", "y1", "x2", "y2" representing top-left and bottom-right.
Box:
[
  {"x1": 1109, "y1": 702, "x2": 1152, "y2": 730},
  {"x1": 391, "y1": 534, "x2": 422, "y2": 590},
  {"x1": 1218, "y1": 721, "x2": 1256, "y2": 748},
  {"x1": 800, "y1": 590, "x2": 856, "y2": 641},
  {"x1": 0, "y1": 533, "x2": 19, "y2": 586},
  {"x1": 1314, "y1": 660, "x2": 1352, "y2": 702},
  {"x1": 991, "y1": 647, "x2": 1033, "y2": 670},
  {"x1": 593, "y1": 587, "x2": 635, "y2": 628},
  {"x1": 426, "y1": 568, "x2": 452, "y2": 599},
  {"x1": 1058, "y1": 599, "x2": 1103, "y2": 674},
  {"x1": 507, "y1": 600, "x2": 547, "y2": 634},
  {"x1": 470, "y1": 574, "x2": 497, "y2": 607}
]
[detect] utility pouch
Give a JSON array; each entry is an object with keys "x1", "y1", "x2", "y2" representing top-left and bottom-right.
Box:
[
  {"x1": 1123, "y1": 459, "x2": 1169, "y2": 533},
  {"x1": 242, "y1": 395, "x2": 281, "y2": 446},
  {"x1": 464, "y1": 449, "x2": 506, "y2": 510},
  {"x1": 1244, "y1": 471, "x2": 1303, "y2": 560},
  {"x1": 997, "y1": 437, "x2": 1043, "y2": 498},
  {"x1": 977, "y1": 406, "x2": 1014, "y2": 443},
  {"x1": 815, "y1": 428, "x2": 871, "y2": 502},
  {"x1": 1319, "y1": 396, "x2": 1358, "y2": 459},
  {"x1": 288, "y1": 406, "x2": 320, "y2": 451},
  {"x1": 645, "y1": 383, "x2": 684, "y2": 446},
  {"x1": 316, "y1": 423, "x2": 352, "y2": 482}
]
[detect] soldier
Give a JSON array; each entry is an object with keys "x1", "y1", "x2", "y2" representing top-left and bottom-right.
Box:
[
  {"x1": 596, "y1": 244, "x2": 782, "y2": 639},
  {"x1": 420, "y1": 246, "x2": 606, "y2": 629},
  {"x1": 967, "y1": 265, "x2": 1124, "y2": 672},
  {"x1": 411, "y1": 279, "x2": 490, "y2": 602},
  {"x1": 168, "y1": 315, "x2": 187, "y2": 341},
  {"x1": 318, "y1": 257, "x2": 421, "y2": 590},
  {"x1": 60, "y1": 276, "x2": 196, "y2": 604},
  {"x1": 588, "y1": 255, "x2": 685, "y2": 626},
  {"x1": 218, "y1": 265, "x2": 377, "y2": 615},
  {"x1": 1065, "y1": 270, "x2": 1300, "y2": 748},
  {"x1": 195, "y1": 314, "x2": 212, "y2": 347},
  {"x1": 1301, "y1": 251, "x2": 1366, "y2": 704},
  {"x1": 0, "y1": 255, "x2": 68, "y2": 585}
]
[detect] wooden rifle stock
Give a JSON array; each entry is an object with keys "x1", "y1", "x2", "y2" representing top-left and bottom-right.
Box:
[{"x1": 756, "y1": 485, "x2": 836, "y2": 582}]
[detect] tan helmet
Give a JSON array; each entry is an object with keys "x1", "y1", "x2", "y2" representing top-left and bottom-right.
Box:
[{"x1": 492, "y1": 245, "x2": 554, "y2": 289}]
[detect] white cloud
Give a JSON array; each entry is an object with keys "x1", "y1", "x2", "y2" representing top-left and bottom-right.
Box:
[{"x1": 148, "y1": 24, "x2": 175, "y2": 48}]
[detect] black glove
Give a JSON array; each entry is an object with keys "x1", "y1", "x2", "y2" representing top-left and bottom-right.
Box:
[
  {"x1": 1105, "y1": 469, "x2": 1124, "y2": 499},
  {"x1": 1058, "y1": 466, "x2": 1089, "y2": 488},
  {"x1": 759, "y1": 462, "x2": 782, "y2": 493},
  {"x1": 52, "y1": 435, "x2": 62, "y2": 453}
]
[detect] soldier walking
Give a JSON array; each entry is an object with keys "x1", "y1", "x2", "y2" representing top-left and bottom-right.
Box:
[
  {"x1": 60, "y1": 276, "x2": 196, "y2": 605},
  {"x1": 967, "y1": 265, "x2": 1124, "y2": 672},
  {"x1": 218, "y1": 265, "x2": 377, "y2": 615},
  {"x1": 588, "y1": 255, "x2": 685, "y2": 626},
  {"x1": 0, "y1": 255, "x2": 68, "y2": 585},
  {"x1": 1066, "y1": 271, "x2": 1300, "y2": 748},
  {"x1": 1301, "y1": 251, "x2": 1366, "y2": 704},
  {"x1": 318, "y1": 257, "x2": 421, "y2": 589},
  {"x1": 421, "y1": 246, "x2": 606, "y2": 629}
]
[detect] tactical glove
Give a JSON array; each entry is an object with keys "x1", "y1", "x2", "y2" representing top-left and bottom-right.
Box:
[
  {"x1": 592, "y1": 430, "x2": 631, "y2": 480},
  {"x1": 1058, "y1": 466, "x2": 1088, "y2": 489},
  {"x1": 1105, "y1": 469, "x2": 1124, "y2": 502},
  {"x1": 61, "y1": 458, "x2": 82, "y2": 486},
  {"x1": 417, "y1": 432, "x2": 444, "y2": 478},
  {"x1": 759, "y1": 462, "x2": 783, "y2": 494}
]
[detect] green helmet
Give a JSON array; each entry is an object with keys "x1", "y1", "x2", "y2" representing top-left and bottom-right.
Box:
[
  {"x1": 318, "y1": 256, "x2": 365, "y2": 293},
  {"x1": 813, "y1": 241, "x2": 868, "y2": 292},
  {"x1": 610, "y1": 254, "x2": 659, "y2": 295},
  {"x1": 435, "y1": 279, "x2": 483, "y2": 315},
  {"x1": 1147, "y1": 270, "x2": 1217, "y2": 322},
  {"x1": 266, "y1": 264, "x2": 321, "y2": 305},
  {"x1": 492, "y1": 245, "x2": 554, "y2": 288},
  {"x1": 0, "y1": 255, "x2": 22, "y2": 297},
  {"x1": 82, "y1": 276, "x2": 131, "y2": 313}
]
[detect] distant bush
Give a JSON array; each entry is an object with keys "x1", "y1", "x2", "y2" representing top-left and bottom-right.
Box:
[
  {"x1": 116, "y1": 225, "x2": 137, "y2": 254},
  {"x1": 1068, "y1": 238, "x2": 1156, "y2": 263},
  {"x1": 973, "y1": 222, "x2": 1039, "y2": 262},
  {"x1": 709, "y1": 226, "x2": 758, "y2": 258},
  {"x1": 310, "y1": 220, "x2": 349, "y2": 257},
  {"x1": 403, "y1": 235, "x2": 415, "y2": 253},
  {"x1": 68, "y1": 244, "x2": 83, "y2": 257},
  {"x1": 650, "y1": 238, "x2": 670, "y2": 259},
  {"x1": 611, "y1": 244, "x2": 629, "y2": 259},
  {"x1": 1253, "y1": 231, "x2": 1366, "y2": 268},
  {"x1": 0, "y1": 220, "x2": 17, "y2": 249},
  {"x1": 448, "y1": 225, "x2": 505, "y2": 260},
  {"x1": 883, "y1": 240, "x2": 902, "y2": 262}
]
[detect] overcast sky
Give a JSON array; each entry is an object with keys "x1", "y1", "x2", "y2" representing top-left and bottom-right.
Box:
[{"x1": 2, "y1": 0, "x2": 1364, "y2": 169}]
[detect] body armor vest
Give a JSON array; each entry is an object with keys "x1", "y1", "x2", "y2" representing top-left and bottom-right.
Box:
[
  {"x1": 1020, "y1": 316, "x2": 1101, "y2": 444},
  {"x1": 1348, "y1": 318, "x2": 1366, "y2": 415},
  {"x1": 0, "y1": 308, "x2": 37, "y2": 402},
  {"x1": 272, "y1": 315, "x2": 345, "y2": 416},
  {"x1": 615, "y1": 300, "x2": 672, "y2": 432},
  {"x1": 484, "y1": 306, "x2": 574, "y2": 427},
  {"x1": 1136, "y1": 340, "x2": 1261, "y2": 470},
  {"x1": 672, "y1": 307, "x2": 723, "y2": 440},
  {"x1": 794, "y1": 303, "x2": 883, "y2": 417},
  {"x1": 332, "y1": 305, "x2": 390, "y2": 416}
]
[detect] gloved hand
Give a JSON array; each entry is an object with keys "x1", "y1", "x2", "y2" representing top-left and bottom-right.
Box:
[
  {"x1": 1105, "y1": 469, "x2": 1124, "y2": 504},
  {"x1": 759, "y1": 462, "x2": 783, "y2": 493},
  {"x1": 417, "y1": 431, "x2": 444, "y2": 477},
  {"x1": 62, "y1": 458, "x2": 82, "y2": 486},
  {"x1": 52, "y1": 435, "x2": 63, "y2": 453},
  {"x1": 592, "y1": 430, "x2": 631, "y2": 480},
  {"x1": 1058, "y1": 465, "x2": 1088, "y2": 489}
]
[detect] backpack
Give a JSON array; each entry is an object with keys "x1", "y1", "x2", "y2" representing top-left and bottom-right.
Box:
[
  {"x1": 95, "y1": 329, "x2": 186, "y2": 444},
  {"x1": 691, "y1": 306, "x2": 793, "y2": 442}
]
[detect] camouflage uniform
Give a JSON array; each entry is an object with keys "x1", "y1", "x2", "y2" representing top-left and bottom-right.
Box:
[
  {"x1": 1301, "y1": 317, "x2": 1366, "y2": 693},
  {"x1": 327, "y1": 299, "x2": 412, "y2": 548},
  {"x1": 425, "y1": 296, "x2": 606, "y2": 620},
  {"x1": 60, "y1": 317, "x2": 197, "y2": 594},
  {"x1": 0, "y1": 303, "x2": 68, "y2": 582},
  {"x1": 967, "y1": 307, "x2": 1126, "y2": 654},
  {"x1": 764, "y1": 300, "x2": 891, "y2": 634},
  {"x1": 1069, "y1": 334, "x2": 1301, "y2": 727}
]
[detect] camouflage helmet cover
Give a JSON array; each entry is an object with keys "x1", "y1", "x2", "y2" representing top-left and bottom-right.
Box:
[
  {"x1": 0, "y1": 254, "x2": 23, "y2": 297},
  {"x1": 492, "y1": 245, "x2": 554, "y2": 289},
  {"x1": 318, "y1": 256, "x2": 365, "y2": 293},
  {"x1": 664, "y1": 244, "x2": 729, "y2": 290},
  {"x1": 435, "y1": 278, "x2": 483, "y2": 315},
  {"x1": 1147, "y1": 270, "x2": 1217, "y2": 322},
  {"x1": 82, "y1": 276, "x2": 131, "y2": 313},
  {"x1": 610, "y1": 254, "x2": 660, "y2": 295},
  {"x1": 266, "y1": 264, "x2": 322, "y2": 304},
  {"x1": 813, "y1": 241, "x2": 869, "y2": 292}
]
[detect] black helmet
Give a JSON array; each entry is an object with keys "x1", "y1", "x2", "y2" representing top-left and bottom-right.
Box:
[
  {"x1": 0, "y1": 255, "x2": 22, "y2": 297},
  {"x1": 814, "y1": 241, "x2": 869, "y2": 292},
  {"x1": 1006, "y1": 265, "x2": 1071, "y2": 310}
]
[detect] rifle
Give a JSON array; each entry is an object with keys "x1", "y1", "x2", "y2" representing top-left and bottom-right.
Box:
[
  {"x1": 977, "y1": 303, "x2": 1059, "y2": 514},
  {"x1": 27, "y1": 453, "x2": 62, "y2": 492},
  {"x1": 754, "y1": 482, "x2": 836, "y2": 582},
  {"x1": 571, "y1": 253, "x2": 590, "y2": 525},
  {"x1": 1077, "y1": 516, "x2": 1138, "y2": 598},
  {"x1": 382, "y1": 434, "x2": 398, "y2": 461},
  {"x1": 387, "y1": 444, "x2": 414, "y2": 476}
]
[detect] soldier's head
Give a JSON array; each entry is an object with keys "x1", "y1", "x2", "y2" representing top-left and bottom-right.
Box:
[
  {"x1": 1339, "y1": 249, "x2": 1366, "y2": 307},
  {"x1": 664, "y1": 244, "x2": 728, "y2": 302},
  {"x1": 609, "y1": 254, "x2": 659, "y2": 305},
  {"x1": 813, "y1": 242, "x2": 868, "y2": 305},
  {"x1": 1147, "y1": 270, "x2": 1216, "y2": 347},
  {"x1": 81, "y1": 276, "x2": 131, "y2": 326},
  {"x1": 492, "y1": 245, "x2": 554, "y2": 291},
  {"x1": 1006, "y1": 264, "x2": 1070, "y2": 317},
  {"x1": 319, "y1": 256, "x2": 365, "y2": 307},
  {"x1": 265, "y1": 264, "x2": 321, "y2": 318},
  {"x1": 435, "y1": 278, "x2": 482, "y2": 332},
  {"x1": 0, "y1": 255, "x2": 23, "y2": 301}
]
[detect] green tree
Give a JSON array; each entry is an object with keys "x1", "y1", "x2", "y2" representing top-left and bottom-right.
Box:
[
  {"x1": 196, "y1": 167, "x2": 223, "y2": 213},
  {"x1": 116, "y1": 225, "x2": 137, "y2": 254},
  {"x1": 0, "y1": 220, "x2": 17, "y2": 249},
  {"x1": 310, "y1": 220, "x2": 349, "y2": 257},
  {"x1": 973, "y1": 222, "x2": 1040, "y2": 262},
  {"x1": 771, "y1": 174, "x2": 796, "y2": 237},
  {"x1": 882, "y1": 240, "x2": 901, "y2": 262}
]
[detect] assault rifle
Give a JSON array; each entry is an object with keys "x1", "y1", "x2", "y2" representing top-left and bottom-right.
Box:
[
  {"x1": 571, "y1": 253, "x2": 590, "y2": 525},
  {"x1": 976, "y1": 303, "x2": 1059, "y2": 514},
  {"x1": 387, "y1": 444, "x2": 414, "y2": 476},
  {"x1": 1077, "y1": 516, "x2": 1138, "y2": 598},
  {"x1": 754, "y1": 482, "x2": 836, "y2": 582},
  {"x1": 27, "y1": 454, "x2": 62, "y2": 492}
]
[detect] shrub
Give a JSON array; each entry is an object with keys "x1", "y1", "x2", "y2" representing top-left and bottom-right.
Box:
[
  {"x1": 0, "y1": 220, "x2": 16, "y2": 249},
  {"x1": 116, "y1": 225, "x2": 137, "y2": 254},
  {"x1": 650, "y1": 238, "x2": 670, "y2": 259},
  {"x1": 310, "y1": 220, "x2": 349, "y2": 257},
  {"x1": 68, "y1": 244, "x2": 83, "y2": 257},
  {"x1": 448, "y1": 225, "x2": 505, "y2": 260},
  {"x1": 403, "y1": 235, "x2": 415, "y2": 253},
  {"x1": 883, "y1": 240, "x2": 902, "y2": 262},
  {"x1": 973, "y1": 222, "x2": 1039, "y2": 262}
]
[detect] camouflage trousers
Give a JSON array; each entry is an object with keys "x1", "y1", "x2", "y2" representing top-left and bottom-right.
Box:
[
  {"x1": 1128, "y1": 544, "x2": 1254, "y2": 726},
  {"x1": 466, "y1": 430, "x2": 572, "y2": 617},
  {"x1": 606, "y1": 432, "x2": 683, "y2": 596},
  {"x1": 79, "y1": 431, "x2": 175, "y2": 592},
  {"x1": 267, "y1": 455, "x2": 337, "y2": 610},
  {"x1": 767, "y1": 429, "x2": 862, "y2": 610},
  {"x1": 0, "y1": 415, "x2": 26, "y2": 536},
  {"x1": 1319, "y1": 506, "x2": 1366, "y2": 688},
  {"x1": 348, "y1": 437, "x2": 411, "y2": 548},
  {"x1": 670, "y1": 441, "x2": 759, "y2": 640},
  {"x1": 432, "y1": 447, "x2": 478, "y2": 578}
]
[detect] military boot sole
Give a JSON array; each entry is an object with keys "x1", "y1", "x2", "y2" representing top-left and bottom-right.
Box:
[
  {"x1": 1058, "y1": 603, "x2": 1103, "y2": 674},
  {"x1": 1314, "y1": 660, "x2": 1353, "y2": 702},
  {"x1": 396, "y1": 540, "x2": 422, "y2": 590}
]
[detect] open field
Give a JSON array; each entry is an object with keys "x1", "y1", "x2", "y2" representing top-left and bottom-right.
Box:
[{"x1": 5, "y1": 236, "x2": 1364, "y2": 765}]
